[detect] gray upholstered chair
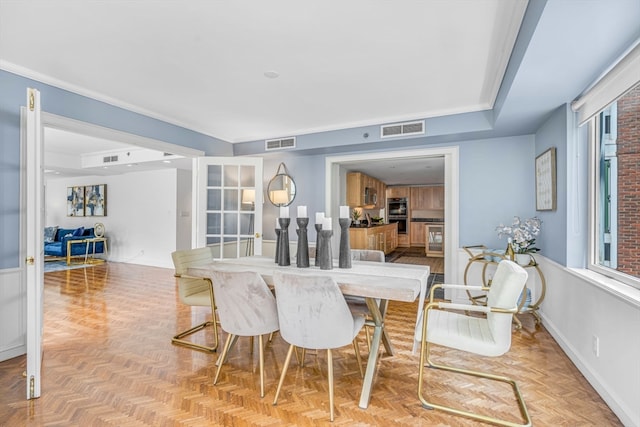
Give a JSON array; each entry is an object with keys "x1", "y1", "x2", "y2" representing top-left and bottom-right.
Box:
[
  {"x1": 209, "y1": 268, "x2": 279, "y2": 398},
  {"x1": 272, "y1": 271, "x2": 366, "y2": 422},
  {"x1": 415, "y1": 260, "x2": 531, "y2": 426},
  {"x1": 171, "y1": 247, "x2": 218, "y2": 352}
]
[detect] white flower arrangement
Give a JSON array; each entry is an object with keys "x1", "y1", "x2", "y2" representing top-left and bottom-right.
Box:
[{"x1": 495, "y1": 216, "x2": 542, "y2": 254}]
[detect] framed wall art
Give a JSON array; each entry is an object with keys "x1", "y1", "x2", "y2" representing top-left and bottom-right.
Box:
[
  {"x1": 535, "y1": 147, "x2": 557, "y2": 211},
  {"x1": 85, "y1": 184, "x2": 107, "y2": 216},
  {"x1": 67, "y1": 186, "x2": 85, "y2": 216}
]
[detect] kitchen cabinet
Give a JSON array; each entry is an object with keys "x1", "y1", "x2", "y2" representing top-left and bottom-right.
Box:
[
  {"x1": 429, "y1": 186, "x2": 445, "y2": 209},
  {"x1": 410, "y1": 221, "x2": 426, "y2": 247},
  {"x1": 410, "y1": 186, "x2": 444, "y2": 210},
  {"x1": 349, "y1": 223, "x2": 398, "y2": 254},
  {"x1": 387, "y1": 186, "x2": 410, "y2": 199},
  {"x1": 425, "y1": 223, "x2": 444, "y2": 257},
  {"x1": 347, "y1": 172, "x2": 385, "y2": 208}
]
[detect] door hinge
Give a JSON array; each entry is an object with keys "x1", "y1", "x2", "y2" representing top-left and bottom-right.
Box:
[
  {"x1": 30, "y1": 375, "x2": 35, "y2": 399},
  {"x1": 29, "y1": 90, "x2": 35, "y2": 111}
]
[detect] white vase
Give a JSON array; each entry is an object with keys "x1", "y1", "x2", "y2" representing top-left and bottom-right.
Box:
[{"x1": 515, "y1": 253, "x2": 531, "y2": 266}]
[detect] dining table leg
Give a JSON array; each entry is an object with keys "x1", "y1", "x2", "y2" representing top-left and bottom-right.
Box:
[{"x1": 358, "y1": 297, "x2": 389, "y2": 409}]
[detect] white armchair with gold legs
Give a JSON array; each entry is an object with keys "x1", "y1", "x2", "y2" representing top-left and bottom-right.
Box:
[
  {"x1": 171, "y1": 247, "x2": 219, "y2": 353},
  {"x1": 415, "y1": 260, "x2": 532, "y2": 427},
  {"x1": 272, "y1": 271, "x2": 366, "y2": 422}
]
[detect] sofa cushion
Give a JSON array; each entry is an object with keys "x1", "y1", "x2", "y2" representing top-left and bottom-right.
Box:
[
  {"x1": 72, "y1": 227, "x2": 85, "y2": 237},
  {"x1": 44, "y1": 226, "x2": 58, "y2": 243}
]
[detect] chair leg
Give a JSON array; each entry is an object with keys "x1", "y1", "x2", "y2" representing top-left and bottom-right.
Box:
[
  {"x1": 171, "y1": 319, "x2": 219, "y2": 352},
  {"x1": 327, "y1": 348, "x2": 335, "y2": 422},
  {"x1": 364, "y1": 325, "x2": 371, "y2": 352},
  {"x1": 214, "y1": 333, "x2": 235, "y2": 385},
  {"x1": 352, "y1": 339, "x2": 364, "y2": 379},
  {"x1": 418, "y1": 339, "x2": 531, "y2": 427},
  {"x1": 258, "y1": 335, "x2": 265, "y2": 398},
  {"x1": 273, "y1": 344, "x2": 296, "y2": 406}
]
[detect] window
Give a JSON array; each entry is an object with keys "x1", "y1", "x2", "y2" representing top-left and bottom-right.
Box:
[{"x1": 589, "y1": 82, "x2": 640, "y2": 288}]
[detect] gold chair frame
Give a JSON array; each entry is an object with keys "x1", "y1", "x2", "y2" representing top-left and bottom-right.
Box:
[
  {"x1": 171, "y1": 274, "x2": 219, "y2": 353},
  {"x1": 417, "y1": 284, "x2": 532, "y2": 427}
]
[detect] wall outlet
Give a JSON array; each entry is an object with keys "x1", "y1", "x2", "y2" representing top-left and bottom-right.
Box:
[{"x1": 592, "y1": 335, "x2": 600, "y2": 357}]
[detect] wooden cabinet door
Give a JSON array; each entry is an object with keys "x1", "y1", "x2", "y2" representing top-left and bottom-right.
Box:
[
  {"x1": 410, "y1": 187, "x2": 430, "y2": 210},
  {"x1": 410, "y1": 222, "x2": 426, "y2": 246},
  {"x1": 387, "y1": 186, "x2": 409, "y2": 199},
  {"x1": 346, "y1": 172, "x2": 364, "y2": 207},
  {"x1": 429, "y1": 186, "x2": 445, "y2": 209}
]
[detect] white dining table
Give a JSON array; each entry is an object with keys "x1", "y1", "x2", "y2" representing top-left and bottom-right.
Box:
[{"x1": 187, "y1": 255, "x2": 430, "y2": 409}]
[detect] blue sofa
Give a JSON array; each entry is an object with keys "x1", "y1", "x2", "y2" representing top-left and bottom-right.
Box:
[{"x1": 44, "y1": 226, "x2": 105, "y2": 264}]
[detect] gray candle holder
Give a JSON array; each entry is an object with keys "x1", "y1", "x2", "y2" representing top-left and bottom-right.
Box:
[
  {"x1": 318, "y1": 229, "x2": 333, "y2": 270},
  {"x1": 338, "y1": 218, "x2": 352, "y2": 268},
  {"x1": 278, "y1": 218, "x2": 291, "y2": 266},
  {"x1": 314, "y1": 223, "x2": 323, "y2": 267},
  {"x1": 274, "y1": 228, "x2": 281, "y2": 264},
  {"x1": 296, "y1": 217, "x2": 310, "y2": 268}
]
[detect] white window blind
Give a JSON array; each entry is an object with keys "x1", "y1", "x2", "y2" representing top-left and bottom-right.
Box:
[{"x1": 571, "y1": 41, "x2": 640, "y2": 125}]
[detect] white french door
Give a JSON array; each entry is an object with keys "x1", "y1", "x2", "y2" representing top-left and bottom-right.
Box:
[
  {"x1": 24, "y1": 88, "x2": 44, "y2": 399},
  {"x1": 193, "y1": 157, "x2": 263, "y2": 258}
]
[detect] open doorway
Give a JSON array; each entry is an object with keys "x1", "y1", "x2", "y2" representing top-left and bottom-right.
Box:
[
  {"x1": 42, "y1": 113, "x2": 204, "y2": 268},
  {"x1": 325, "y1": 146, "x2": 459, "y2": 283}
]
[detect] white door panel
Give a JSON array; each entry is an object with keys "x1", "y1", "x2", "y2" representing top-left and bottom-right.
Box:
[
  {"x1": 193, "y1": 157, "x2": 263, "y2": 257},
  {"x1": 24, "y1": 88, "x2": 44, "y2": 399}
]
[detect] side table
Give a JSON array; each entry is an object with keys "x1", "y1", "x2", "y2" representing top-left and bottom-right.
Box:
[
  {"x1": 462, "y1": 245, "x2": 546, "y2": 329},
  {"x1": 84, "y1": 237, "x2": 108, "y2": 263}
]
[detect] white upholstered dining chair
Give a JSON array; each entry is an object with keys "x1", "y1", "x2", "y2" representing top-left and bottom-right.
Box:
[
  {"x1": 171, "y1": 247, "x2": 218, "y2": 352},
  {"x1": 272, "y1": 271, "x2": 366, "y2": 422},
  {"x1": 209, "y1": 268, "x2": 279, "y2": 398},
  {"x1": 415, "y1": 260, "x2": 531, "y2": 426}
]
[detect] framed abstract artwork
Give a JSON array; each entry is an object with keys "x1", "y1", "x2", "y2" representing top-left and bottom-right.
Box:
[
  {"x1": 85, "y1": 184, "x2": 107, "y2": 216},
  {"x1": 535, "y1": 147, "x2": 556, "y2": 211},
  {"x1": 67, "y1": 186, "x2": 85, "y2": 216}
]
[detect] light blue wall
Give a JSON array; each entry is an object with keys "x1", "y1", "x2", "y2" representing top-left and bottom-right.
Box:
[
  {"x1": 262, "y1": 154, "x2": 326, "y2": 241},
  {"x1": 458, "y1": 135, "x2": 535, "y2": 249},
  {"x1": 534, "y1": 105, "x2": 569, "y2": 265},
  {"x1": 0, "y1": 70, "x2": 233, "y2": 269},
  {"x1": 533, "y1": 104, "x2": 589, "y2": 267}
]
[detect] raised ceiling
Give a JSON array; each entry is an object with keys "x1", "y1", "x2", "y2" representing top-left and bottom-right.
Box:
[{"x1": 0, "y1": 0, "x2": 527, "y2": 143}]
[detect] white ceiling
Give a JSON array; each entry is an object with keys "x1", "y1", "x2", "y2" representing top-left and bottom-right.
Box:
[
  {"x1": 2, "y1": 1, "x2": 639, "y2": 185},
  {"x1": 0, "y1": 0, "x2": 527, "y2": 143}
]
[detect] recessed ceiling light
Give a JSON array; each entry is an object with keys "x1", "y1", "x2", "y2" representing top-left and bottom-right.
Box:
[
  {"x1": 163, "y1": 160, "x2": 171, "y2": 164},
  {"x1": 264, "y1": 70, "x2": 279, "y2": 79}
]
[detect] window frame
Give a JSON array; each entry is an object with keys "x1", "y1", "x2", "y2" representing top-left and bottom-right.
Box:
[{"x1": 587, "y1": 115, "x2": 640, "y2": 289}]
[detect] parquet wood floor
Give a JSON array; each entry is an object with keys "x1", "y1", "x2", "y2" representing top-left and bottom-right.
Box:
[{"x1": 0, "y1": 262, "x2": 621, "y2": 426}]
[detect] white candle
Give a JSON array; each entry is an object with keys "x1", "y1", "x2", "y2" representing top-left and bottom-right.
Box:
[
  {"x1": 275, "y1": 218, "x2": 280, "y2": 229},
  {"x1": 297, "y1": 205, "x2": 308, "y2": 218},
  {"x1": 280, "y1": 206, "x2": 289, "y2": 218},
  {"x1": 315, "y1": 212, "x2": 325, "y2": 224},
  {"x1": 339, "y1": 205, "x2": 349, "y2": 218},
  {"x1": 323, "y1": 217, "x2": 332, "y2": 230}
]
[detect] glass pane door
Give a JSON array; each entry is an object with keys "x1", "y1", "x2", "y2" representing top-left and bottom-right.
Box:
[{"x1": 194, "y1": 157, "x2": 263, "y2": 258}]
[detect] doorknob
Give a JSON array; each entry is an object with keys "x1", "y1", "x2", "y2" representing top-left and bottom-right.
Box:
[
  {"x1": 255, "y1": 233, "x2": 261, "y2": 238},
  {"x1": 26, "y1": 256, "x2": 35, "y2": 265}
]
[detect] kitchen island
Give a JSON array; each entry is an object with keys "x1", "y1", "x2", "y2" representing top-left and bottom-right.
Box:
[{"x1": 349, "y1": 222, "x2": 398, "y2": 254}]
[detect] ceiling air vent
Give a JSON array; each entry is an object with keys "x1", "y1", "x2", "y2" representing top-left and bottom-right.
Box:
[
  {"x1": 265, "y1": 137, "x2": 296, "y2": 151},
  {"x1": 380, "y1": 120, "x2": 425, "y2": 138},
  {"x1": 102, "y1": 155, "x2": 119, "y2": 163}
]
